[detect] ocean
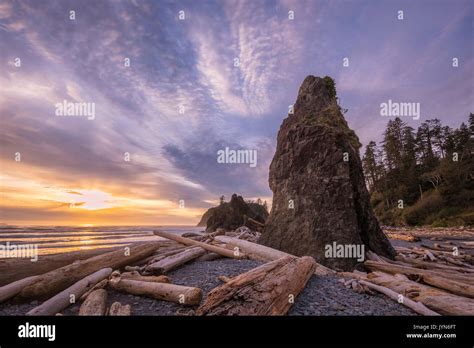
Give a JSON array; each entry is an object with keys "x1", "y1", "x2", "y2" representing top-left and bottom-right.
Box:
[{"x1": 0, "y1": 225, "x2": 204, "y2": 256}]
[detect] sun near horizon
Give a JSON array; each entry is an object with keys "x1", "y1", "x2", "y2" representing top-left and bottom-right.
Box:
[{"x1": 0, "y1": 171, "x2": 212, "y2": 226}]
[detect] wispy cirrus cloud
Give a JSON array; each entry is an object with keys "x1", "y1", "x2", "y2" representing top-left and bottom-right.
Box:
[{"x1": 190, "y1": 0, "x2": 318, "y2": 117}]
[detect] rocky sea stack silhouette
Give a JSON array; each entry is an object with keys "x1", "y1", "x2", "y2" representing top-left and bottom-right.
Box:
[
  {"x1": 259, "y1": 75, "x2": 396, "y2": 271},
  {"x1": 200, "y1": 194, "x2": 268, "y2": 232}
]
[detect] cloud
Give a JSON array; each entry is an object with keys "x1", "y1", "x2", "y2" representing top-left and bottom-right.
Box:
[
  {"x1": 162, "y1": 137, "x2": 274, "y2": 199},
  {"x1": 189, "y1": 0, "x2": 315, "y2": 117}
]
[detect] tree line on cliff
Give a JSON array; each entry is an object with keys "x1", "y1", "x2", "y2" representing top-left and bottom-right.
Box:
[{"x1": 362, "y1": 113, "x2": 473, "y2": 226}]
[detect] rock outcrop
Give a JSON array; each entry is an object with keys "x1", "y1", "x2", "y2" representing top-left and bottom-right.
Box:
[
  {"x1": 197, "y1": 207, "x2": 215, "y2": 227},
  {"x1": 200, "y1": 194, "x2": 268, "y2": 232},
  {"x1": 259, "y1": 75, "x2": 396, "y2": 271}
]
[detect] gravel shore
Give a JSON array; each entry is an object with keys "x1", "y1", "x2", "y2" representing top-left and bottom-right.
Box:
[{"x1": 0, "y1": 258, "x2": 415, "y2": 316}]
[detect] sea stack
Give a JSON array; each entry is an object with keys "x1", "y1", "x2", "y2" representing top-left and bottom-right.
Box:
[
  {"x1": 259, "y1": 76, "x2": 396, "y2": 271},
  {"x1": 203, "y1": 194, "x2": 268, "y2": 232}
]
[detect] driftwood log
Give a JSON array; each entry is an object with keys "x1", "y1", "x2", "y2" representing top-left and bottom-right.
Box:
[
  {"x1": 144, "y1": 247, "x2": 206, "y2": 274},
  {"x1": 195, "y1": 252, "x2": 223, "y2": 262},
  {"x1": 395, "y1": 255, "x2": 474, "y2": 274},
  {"x1": 245, "y1": 217, "x2": 265, "y2": 231},
  {"x1": 17, "y1": 242, "x2": 161, "y2": 301},
  {"x1": 79, "y1": 289, "x2": 107, "y2": 316},
  {"x1": 424, "y1": 250, "x2": 437, "y2": 261},
  {"x1": 0, "y1": 275, "x2": 39, "y2": 303},
  {"x1": 197, "y1": 256, "x2": 316, "y2": 315},
  {"x1": 79, "y1": 279, "x2": 108, "y2": 301},
  {"x1": 366, "y1": 271, "x2": 474, "y2": 315},
  {"x1": 214, "y1": 235, "x2": 287, "y2": 261},
  {"x1": 217, "y1": 275, "x2": 231, "y2": 283},
  {"x1": 120, "y1": 271, "x2": 170, "y2": 283},
  {"x1": 214, "y1": 236, "x2": 335, "y2": 276},
  {"x1": 154, "y1": 230, "x2": 245, "y2": 259},
  {"x1": 0, "y1": 246, "x2": 122, "y2": 286},
  {"x1": 27, "y1": 268, "x2": 112, "y2": 316},
  {"x1": 420, "y1": 274, "x2": 474, "y2": 298},
  {"x1": 136, "y1": 249, "x2": 189, "y2": 269},
  {"x1": 108, "y1": 302, "x2": 131, "y2": 316},
  {"x1": 365, "y1": 260, "x2": 474, "y2": 285},
  {"x1": 124, "y1": 266, "x2": 142, "y2": 272},
  {"x1": 109, "y1": 278, "x2": 202, "y2": 306},
  {"x1": 357, "y1": 280, "x2": 440, "y2": 316}
]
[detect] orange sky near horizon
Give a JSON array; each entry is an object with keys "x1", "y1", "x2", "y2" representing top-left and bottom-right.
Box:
[
  {"x1": 0, "y1": 161, "x2": 212, "y2": 226},
  {"x1": 0, "y1": 160, "x2": 272, "y2": 226}
]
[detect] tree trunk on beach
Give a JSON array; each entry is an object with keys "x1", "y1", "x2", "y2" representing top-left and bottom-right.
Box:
[
  {"x1": 108, "y1": 302, "x2": 131, "y2": 316},
  {"x1": 0, "y1": 275, "x2": 40, "y2": 303},
  {"x1": 365, "y1": 271, "x2": 474, "y2": 315},
  {"x1": 79, "y1": 289, "x2": 108, "y2": 316},
  {"x1": 79, "y1": 279, "x2": 108, "y2": 301},
  {"x1": 120, "y1": 271, "x2": 170, "y2": 283},
  {"x1": 364, "y1": 260, "x2": 474, "y2": 285},
  {"x1": 357, "y1": 279, "x2": 439, "y2": 316},
  {"x1": 196, "y1": 256, "x2": 315, "y2": 315},
  {"x1": 144, "y1": 247, "x2": 206, "y2": 274},
  {"x1": 0, "y1": 246, "x2": 122, "y2": 286},
  {"x1": 109, "y1": 278, "x2": 202, "y2": 306},
  {"x1": 17, "y1": 242, "x2": 161, "y2": 301},
  {"x1": 214, "y1": 235, "x2": 335, "y2": 276},
  {"x1": 154, "y1": 230, "x2": 245, "y2": 259},
  {"x1": 27, "y1": 268, "x2": 112, "y2": 316}
]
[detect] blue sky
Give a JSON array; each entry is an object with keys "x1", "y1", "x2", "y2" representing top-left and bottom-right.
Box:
[{"x1": 0, "y1": 0, "x2": 472, "y2": 225}]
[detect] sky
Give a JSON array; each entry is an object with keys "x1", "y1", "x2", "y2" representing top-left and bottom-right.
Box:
[{"x1": 0, "y1": 0, "x2": 472, "y2": 226}]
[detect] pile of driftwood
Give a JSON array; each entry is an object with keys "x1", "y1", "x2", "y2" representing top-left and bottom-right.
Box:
[
  {"x1": 383, "y1": 226, "x2": 474, "y2": 244},
  {"x1": 0, "y1": 227, "x2": 331, "y2": 316},
  {"x1": 340, "y1": 230, "x2": 474, "y2": 316},
  {"x1": 194, "y1": 225, "x2": 262, "y2": 243},
  {"x1": 2, "y1": 226, "x2": 471, "y2": 316}
]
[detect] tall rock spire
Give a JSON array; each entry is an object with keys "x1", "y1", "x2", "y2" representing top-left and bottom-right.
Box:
[{"x1": 259, "y1": 75, "x2": 396, "y2": 271}]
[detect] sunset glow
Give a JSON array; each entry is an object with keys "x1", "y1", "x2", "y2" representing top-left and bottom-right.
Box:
[{"x1": 69, "y1": 190, "x2": 114, "y2": 211}]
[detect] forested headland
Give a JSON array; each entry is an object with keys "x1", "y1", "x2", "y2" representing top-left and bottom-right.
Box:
[{"x1": 362, "y1": 114, "x2": 474, "y2": 227}]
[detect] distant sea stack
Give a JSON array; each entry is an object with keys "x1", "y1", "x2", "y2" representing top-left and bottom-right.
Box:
[
  {"x1": 197, "y1": 208, "x2": 214, "y2": 227},
  {"x1": 199, "y1": 194, "x2": 269, "y2": 232},
  {"x1": 259, "y1": 76, "x2": 396, "y2": 271}
]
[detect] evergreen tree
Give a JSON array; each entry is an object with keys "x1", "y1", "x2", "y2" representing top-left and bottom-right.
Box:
[
  {"x1": 362, "y1": 114, "x2": 473, "y2": 226},
  {"x1": 441, "y1": 126, "x2": 455, "y2": 156},
  {"x1": 469, "y1": 113, "x2": 474, "y2": 134},
  {"x1": 416, "y1": 120, "x2": 438, "y2": 170},
  {"x1": 401, "y1": 125, "x2": 417, "y2": 167},
  {"x1": 429, "y1": 119, "x2": 445, "y2": 158},
  {"x1": 382, "y1": 118, "x2": 404, "y2": 170},
  {"x1": 400, "y1": 125, "x2": 419, "y2": 204},
  {"x1": 362, "y1": 141, "x2": 379, "y2": 190}
]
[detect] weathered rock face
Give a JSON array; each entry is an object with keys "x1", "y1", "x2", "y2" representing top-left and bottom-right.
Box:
[
  {"x1": 203, "y1": 194, "x2": 268, "y2": 232},
  {"x1": 259, "y1": 76, "x2": 395, "y2": 271}
]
